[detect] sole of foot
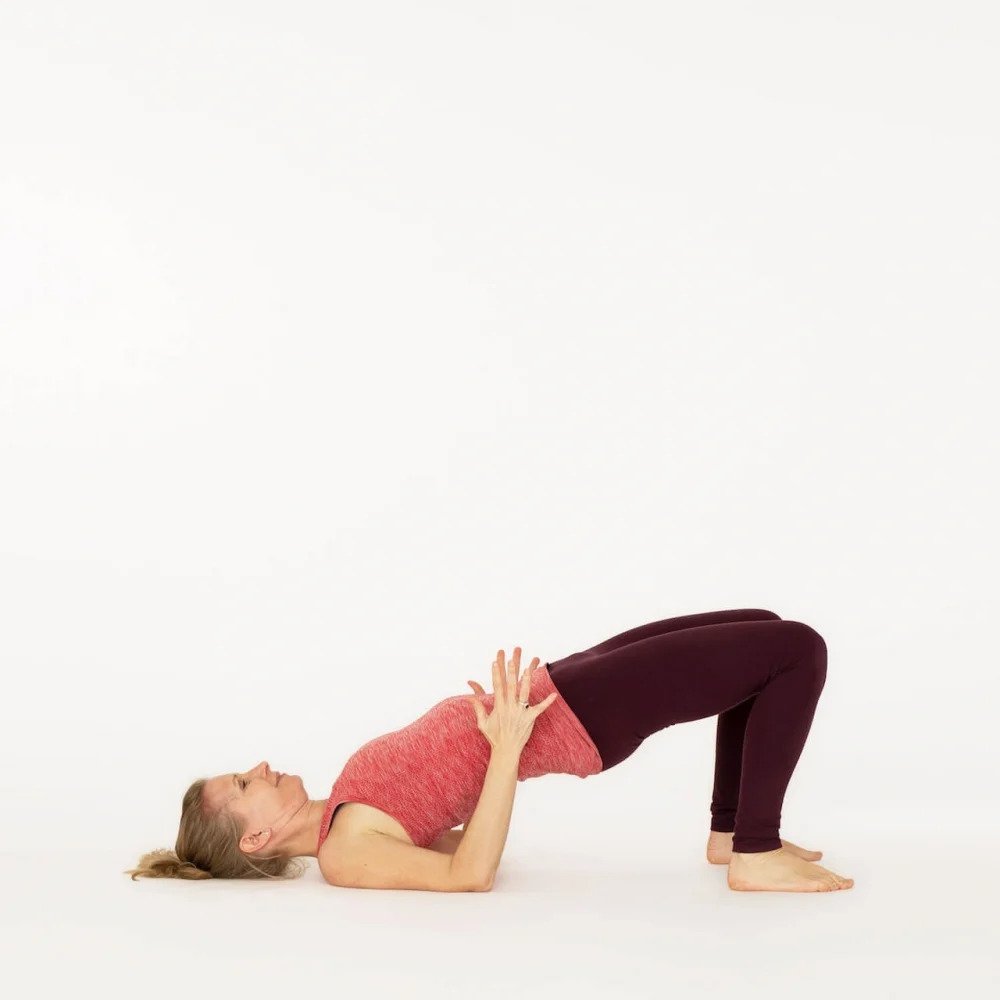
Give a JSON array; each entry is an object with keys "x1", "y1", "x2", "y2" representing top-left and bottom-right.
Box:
[{"x1": 727, "y1": 846, "x2": 854, "y2": 892}]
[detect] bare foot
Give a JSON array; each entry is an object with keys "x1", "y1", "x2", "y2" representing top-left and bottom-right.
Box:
[
  {"x1": 706, "y1": 830, "x2": 822, "y2": 865},
  {"x1": 727, "y1": 846, "x2": 854, "y2": 892}
]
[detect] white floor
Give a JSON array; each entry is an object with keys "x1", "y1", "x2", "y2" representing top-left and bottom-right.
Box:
[{"x1": 3, "y1": 822, "x2": 996, "y2": 1000}]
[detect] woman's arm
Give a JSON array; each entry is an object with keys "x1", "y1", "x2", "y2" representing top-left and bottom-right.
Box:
[
  {"x1": 449, "y1": 747, "x2": 520, "y2": 890},
  {"x1": 322, "y1": 752, "x2": 517, "y2": 892}
]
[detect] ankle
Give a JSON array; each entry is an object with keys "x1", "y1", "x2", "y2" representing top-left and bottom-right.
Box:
[{"x1": 731, "y1": 847, "x2": 783, "y2": 860}]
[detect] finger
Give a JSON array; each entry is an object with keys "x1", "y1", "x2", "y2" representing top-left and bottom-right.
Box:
[
  {"x1": 518, "y1": 656, "x2": 539, "y2": 703},
  {"x1": 507, "y1": 646, "x2": 520, "y2": 697},
  {"x1": 533, "y1": 690, "x2": 559, "y2": 715},
  {"x1": 493, "y1": 654, "x2": 503, "y2": 703},
  {"x1": 467, "y1": 681, "x2": 486, "y2": 696}
]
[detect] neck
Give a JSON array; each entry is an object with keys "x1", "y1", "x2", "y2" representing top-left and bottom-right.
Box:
[{"x1": 272, "y1": 798, "x2": 329, "y2": 860}]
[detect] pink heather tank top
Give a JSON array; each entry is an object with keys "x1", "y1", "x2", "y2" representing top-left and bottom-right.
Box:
[{"x1": 316, "y1": 664, "x2": 603, "y2": 854}]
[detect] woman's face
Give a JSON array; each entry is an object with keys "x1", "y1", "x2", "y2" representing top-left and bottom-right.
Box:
[{"x1": 204, "y1": 760, "x2": 306, "y2": 852}]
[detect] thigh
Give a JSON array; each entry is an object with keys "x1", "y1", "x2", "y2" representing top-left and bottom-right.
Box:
[
  {"x1": 552, "y1": 618, "x2": 810, "y2": 771},
  {"x1": 568, "y1": 608, "x2": 781, "y2": 659}
]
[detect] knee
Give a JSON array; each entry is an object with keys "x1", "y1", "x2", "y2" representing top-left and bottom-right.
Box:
[
  {"x1": 787, "y1": 619, "x2": 825, "y2": 644},
  {"x1": 784, "y1": 621, "x2": 828, "y2": 668},
  {"x1": 746, "y1": 609, "x2": 782, "y2": 621}
]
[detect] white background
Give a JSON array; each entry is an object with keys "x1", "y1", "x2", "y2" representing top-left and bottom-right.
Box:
[{"x1": 1, "y1": 1, "x2": 996, "y2": 997}]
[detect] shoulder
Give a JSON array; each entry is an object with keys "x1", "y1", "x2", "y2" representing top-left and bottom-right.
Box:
[{"x1": 317, "y1": 803, "x2": 406, "y2": 882}]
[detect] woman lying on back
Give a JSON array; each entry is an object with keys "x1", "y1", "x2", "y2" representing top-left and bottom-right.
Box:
[{"x1": 126, "y1": 609, "x2": 854, "y2": 893}]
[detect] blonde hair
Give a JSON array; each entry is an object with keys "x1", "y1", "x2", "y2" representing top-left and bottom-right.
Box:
[{"x1": 124, "y1": 778, "x2": 308, "y2": 881}]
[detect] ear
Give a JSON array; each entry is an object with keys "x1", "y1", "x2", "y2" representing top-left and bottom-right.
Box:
[{"x1": 240, "y1": 829, "x2": 273, "y2": 855}]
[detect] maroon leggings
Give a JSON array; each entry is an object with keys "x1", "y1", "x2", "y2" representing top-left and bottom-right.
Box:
[{"x1": 545, "y1": 609, "x2": 828, "y2": 853}]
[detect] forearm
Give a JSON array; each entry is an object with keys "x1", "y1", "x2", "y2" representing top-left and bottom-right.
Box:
[{"x1": 450, "y1": 748, "x2": 520, "y2": 889}]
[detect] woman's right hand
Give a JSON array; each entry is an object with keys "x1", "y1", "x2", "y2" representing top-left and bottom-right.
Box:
[{"x1": 464, "y1": 647, "x2": 559, "y2": 756}]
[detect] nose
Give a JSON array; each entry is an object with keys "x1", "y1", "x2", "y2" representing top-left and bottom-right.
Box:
[
  {"x1": 243, "y1": 762, "x2": 275, "y2": 785},
  {"x1": 245, "y1": 762, "x2": 268, "y2": 780}
]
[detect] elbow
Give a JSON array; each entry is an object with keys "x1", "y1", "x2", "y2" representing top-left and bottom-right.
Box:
[
  {"x1": 450, "y1": 853, "x2": 487, "y2": 891},
  {"x1": 452, "y1": 866, "x2": 494, "y2": 892}
]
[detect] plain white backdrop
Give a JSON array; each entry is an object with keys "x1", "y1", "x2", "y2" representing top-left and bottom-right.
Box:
[{"x1": 1, "y1": 1, "x2": 997, "y2": 997}]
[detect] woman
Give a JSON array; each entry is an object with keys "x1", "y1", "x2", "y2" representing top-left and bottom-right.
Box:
[{"x1": 126, "y1": 607, "x2": 854, "y2": 893}]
